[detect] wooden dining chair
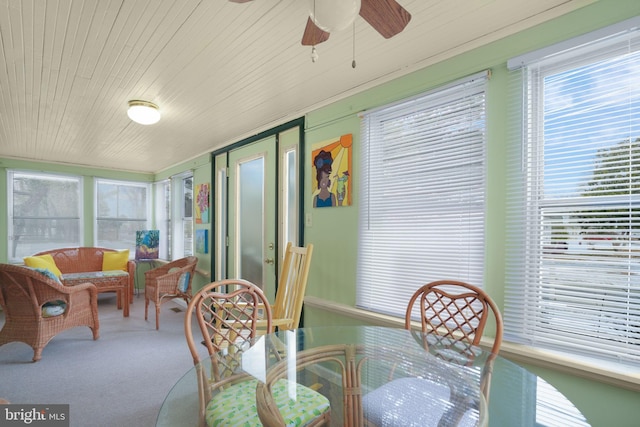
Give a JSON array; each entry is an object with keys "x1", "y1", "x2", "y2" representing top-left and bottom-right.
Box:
[
  {"x1": 362, "y1": 280, "x2": 503, "y2": 427},
  {"x1": 257, "y1": 242, "x2": 313, "y2": 334},
  {"x1": 184, "y1": 279, "x2": 330, "y2": 427}
]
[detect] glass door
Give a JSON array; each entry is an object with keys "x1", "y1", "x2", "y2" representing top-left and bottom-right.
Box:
[
  {"x1": 228, "y1": 136, "x2": 277, "y2": 299},
  {"x1": 212, "y1": 121, "x2": 302, "y2": 302}
]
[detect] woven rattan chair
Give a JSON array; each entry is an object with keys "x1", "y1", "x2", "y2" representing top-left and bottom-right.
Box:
[
  {"x1": 145, "y1": 256, "x2": 198, "y2": 330},
  {"x1": 185, "y1": 279, "x2": 273, "y2": 365},
  {"x1": 405, "y1": 280, "x2": 503, "y2": 355},
  {"x1": 363, "y1": 280, "x2": 503, "y2": 426},
  {"x1": 0, "y1": 264, "x2": 100, "y2": 362},
  {"x1": 406, "y1": 280, "x2": 503, "y2": 401},
  {"x1": 184, "y1": 279, "x2": 330, "y2": 427}
]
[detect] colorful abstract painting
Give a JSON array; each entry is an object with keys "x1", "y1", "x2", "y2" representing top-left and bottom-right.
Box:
[
  {"x1": 196, "y1": 229, "x2": 208, "y2": 254},
  {"x1": 135, "y1": 230, "x2": 159, "y2": 260},
  {"x1": 195, "y1": 183, "x2": 210, "y2": 224},
  {"x1": 311, "y1": 134, "x2": 353, "y2": 208}
]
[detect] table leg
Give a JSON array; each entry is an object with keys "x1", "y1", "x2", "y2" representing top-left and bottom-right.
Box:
[{"x1": 123, "y1": 282, "x2": 130, "y2": 317}]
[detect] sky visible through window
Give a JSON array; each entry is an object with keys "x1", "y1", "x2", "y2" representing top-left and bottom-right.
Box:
[{"x1": 543, "y1": 50, "x2": 640, "y2": 198}]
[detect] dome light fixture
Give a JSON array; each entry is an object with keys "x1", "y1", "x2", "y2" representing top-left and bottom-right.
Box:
[
  {"x1": 127, "y1": 100, "x2": 161, "y2": 125},
  {"x1": 308, "y1": 0, "x2": 361, "y2": 33}
]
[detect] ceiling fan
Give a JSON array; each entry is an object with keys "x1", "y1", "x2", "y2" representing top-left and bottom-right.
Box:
[{"x1": 229, "y1": 0, "x2": 412, "y2": 46}]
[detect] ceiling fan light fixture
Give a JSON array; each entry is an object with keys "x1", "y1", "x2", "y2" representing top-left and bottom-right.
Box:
[
  {"x1": 308, "y1": 0, "x2": 361, "y2": 33},
  {"x1": 127, "y1": 100, "x2": 161, "y2": 125}
]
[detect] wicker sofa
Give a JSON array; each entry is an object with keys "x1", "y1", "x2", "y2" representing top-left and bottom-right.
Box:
[{"x1": 30, "y1": 247, "x2": 135, "y2": 317}]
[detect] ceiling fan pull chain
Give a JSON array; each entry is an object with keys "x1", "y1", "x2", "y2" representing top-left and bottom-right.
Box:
[
  {"x1": 311, "y1": 0, "x2": 319, "y2": 63},
  {"x1": 352, "y1": 21, "x2": 357, "y2": 69}
]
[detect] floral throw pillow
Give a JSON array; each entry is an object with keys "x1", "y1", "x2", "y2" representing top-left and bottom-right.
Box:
[
  {"x1": 31, "y1": 267, "x2": 62, "y2": 284},
  {"x1": 177, "y1": 272, "x2": 190, "y2": 293}
]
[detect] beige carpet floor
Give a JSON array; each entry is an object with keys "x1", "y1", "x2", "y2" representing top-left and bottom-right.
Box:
[{"x1": 0, "y1": 293, "x2": 205, "y2": 427}]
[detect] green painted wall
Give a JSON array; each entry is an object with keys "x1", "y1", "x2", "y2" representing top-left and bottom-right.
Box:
[
  {"x1": 192, "y1": 158, "x2": 213, "y2": 290},
  {"x1": 301, "y1": 1, "x2": 640, "y2": 426},
  {"x1": 1, "y1": 1, "x2": 639, "y2": 425},
  {"x1": 153, "y1": 153, "x2": 213, "y2": 290}
]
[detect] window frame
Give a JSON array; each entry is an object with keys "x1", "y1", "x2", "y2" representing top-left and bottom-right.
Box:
[
  {"x1": 180, "y1": 174, "x2": 194, "y2": 258},
  {"x1": 154, "y1": 179, "x2": 171, "y2": 260}
]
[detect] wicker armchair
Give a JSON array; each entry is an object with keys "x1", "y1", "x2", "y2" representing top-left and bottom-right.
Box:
[
  {"x1": 0, "y1": 264, "x2": 100, "y2": 362},
  {"x1": 144, "y1": 256, "x2": 198, "y2": 330}
]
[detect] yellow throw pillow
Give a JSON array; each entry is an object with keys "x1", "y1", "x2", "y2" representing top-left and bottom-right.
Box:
[
  {"x1": 24, "y1": 254, "x2": 62, "y2": 277},
  {"x1": 102, "y1": 250, "x2": 130, "y2": 272}
]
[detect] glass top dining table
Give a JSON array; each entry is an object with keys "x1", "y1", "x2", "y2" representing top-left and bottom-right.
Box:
[{"x1": 156, "y1": 326, "x2": 590, "y2": 427}]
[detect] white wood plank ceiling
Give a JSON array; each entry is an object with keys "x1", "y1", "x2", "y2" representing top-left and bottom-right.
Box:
[{"x1": 0, "y1": 0, "x2": 594, "y2": 173}]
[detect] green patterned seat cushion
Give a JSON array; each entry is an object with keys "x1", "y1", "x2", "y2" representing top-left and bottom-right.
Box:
[{"x1": 205, "y1": 378, "x2": 330, "y2": 427}]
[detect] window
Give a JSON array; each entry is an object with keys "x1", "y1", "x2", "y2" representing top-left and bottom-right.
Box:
[
  {"x1": 155, "y1": 179, "x2": 171, "y2": 260},
  {"x1": 357, "y1": 72, "x2": 488, "y2": 318},
  {"x1": 506, "y1": 24, "x2": 640, "y2": 366},
  {"x1": 155, "y1": 173, "x2": 193, "y2": 260},
  {"x1": 280, "y1": 145, "x2": 299, "y2": 260},
  {"x1": 180, "y1": 175, "x2": 194, "y2": 257},
  {"x1": 7, "y1": 171, "x2": 82, "y2": 262},
  {"x1": 95, "y1": 178, "x2": 150, "y2": 254},
  {"x1": 215, "y1": 166, "x2": 227, "y2": 280}
]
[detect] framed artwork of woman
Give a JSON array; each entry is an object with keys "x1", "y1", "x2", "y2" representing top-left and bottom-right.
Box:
[{"x1": 311, "y1": 134, "x2": 352, "y2": 208}]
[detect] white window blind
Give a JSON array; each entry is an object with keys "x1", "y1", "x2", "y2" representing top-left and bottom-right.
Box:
[
  {"x1": 7, "y1": 170, "x2": 82, "y2": 262},
  {"x1": 505, "y1": 25, "x2": 640, "y2": 366},
  {"x1": 357, "y1": 72, "x2": 488, "y2": 318},
  {"x1": 95, "y1": 178, "x2": 150, "y2": 254}
]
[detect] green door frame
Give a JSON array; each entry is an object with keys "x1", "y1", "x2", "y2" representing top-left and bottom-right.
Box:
[{"x1": 209, "y1": 117, "x2": 306, "y2": 283}]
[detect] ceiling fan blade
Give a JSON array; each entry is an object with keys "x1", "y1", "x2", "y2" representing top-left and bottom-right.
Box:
[
  {"x1": 301, "y1": 17, "x2": 330, "y2": 46},
  {"x1": 359, "y1": 0, "x2": 411, "y2": 39}
]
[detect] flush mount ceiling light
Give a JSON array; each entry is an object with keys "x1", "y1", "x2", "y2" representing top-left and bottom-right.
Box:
[{"x1": 127, "y1": 100, "x2": 161, "y2": 125}]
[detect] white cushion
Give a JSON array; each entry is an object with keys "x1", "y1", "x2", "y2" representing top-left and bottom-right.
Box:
[{"x1": 362, "y1": 377, "x2": 479, "y2": 427}]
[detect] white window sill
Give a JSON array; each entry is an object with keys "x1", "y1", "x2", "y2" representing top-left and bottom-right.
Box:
[{"x1": 304, "y1": 295, "x2": 640, "y2": 392}]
